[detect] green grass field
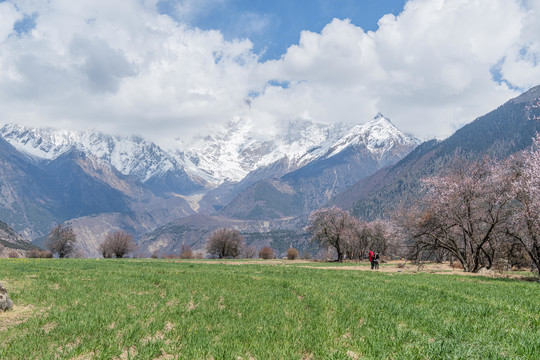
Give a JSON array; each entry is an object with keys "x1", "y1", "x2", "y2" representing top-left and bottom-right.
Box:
[{"x1": 0, "y1": 259, "x2": 539, "y2": 359}]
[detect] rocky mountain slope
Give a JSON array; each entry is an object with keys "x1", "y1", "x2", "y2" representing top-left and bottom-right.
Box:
[
  {"x1": 331, "y1": 85, "x2": 540, "y2": 220},
  {"x1": 0, "y1": 219, "x2": 37, "y2": 252},
  {"x1": 0, "y1": 125, "x2": 205, "y2": 195},
  {"x1": 137, "y1": 214, "x2": 311, "y2": 258},
  {"x1": 0, "y1": 112, "x2": 418, "y2": 255},
  {"x1": 217, "y1": 114, "x2": 419, "y2": 219}
]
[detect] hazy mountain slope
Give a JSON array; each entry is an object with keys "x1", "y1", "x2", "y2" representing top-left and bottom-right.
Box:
[
  {"x1": 0, "y1": 125, "x2": 205, "y2": 195},
  {"x1": 218, "y1": 114, "x2": 419, "y2": 219},
  {"x1": 0, "y1": 219, "x2": 38, "y2": 251},
  {"x1": 137, "y1": 214, "x2": 308, "y2": 257},
  {"x1": 0, "y1": 137, "x2": 59, "y2": 238},
  {"x1": 332, "y1": 84, "x2": 540, "y2": 220},
  {"x1": 66, "y1": 195, "x2": 197, "y2": 257}
]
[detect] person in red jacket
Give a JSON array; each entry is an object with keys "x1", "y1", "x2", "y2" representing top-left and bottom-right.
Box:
[{"x1": 369, "y1": 250, "x2": 375, "y2": 270}]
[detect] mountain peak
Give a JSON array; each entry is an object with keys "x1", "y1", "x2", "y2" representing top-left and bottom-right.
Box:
[
  {"x1": 370, "y1": 112, "x2": 395, "y2": 127},
  {"x1": 324, "y1": 114, "x2": 419, "y2": 159}
]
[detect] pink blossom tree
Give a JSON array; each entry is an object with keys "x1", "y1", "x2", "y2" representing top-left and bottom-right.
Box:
[
  {"x1": 402, "y1": 158, "x2": 511, "y2": 272},
  {"x1": 501, "y1": 135, "x2": 540, "y2": 275}
]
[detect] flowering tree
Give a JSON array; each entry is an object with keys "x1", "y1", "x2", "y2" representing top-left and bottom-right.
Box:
[
  {"x1": 305, "y1": 206, "x2": 356, "y2": 262},
  {"x1": 402, "y1": 158, "x2": 511, "y2": 272},
  {"x1": 502, "y1": 135, "x2": 540, "y2": 275},
  {"x1": 345, "y1": 219, "x2": 392, "y2": 260}
]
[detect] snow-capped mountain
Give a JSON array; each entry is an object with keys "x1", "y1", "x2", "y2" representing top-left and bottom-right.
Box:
[
  {"x1": 0, "y1": 124, "x2": 204, "y2": 194},
  {"x1": 178, "y1": 113, "x2": 418, "y2": 185},
  {"x1": 326, "y1": 113, "x2": 420, "y2": 160},
  {"x1": 1, "y1": 113, "x2": 417, "y2": 189},
  {"x1": 176, "y1": 117, "x2": 349, "y2": 184}
]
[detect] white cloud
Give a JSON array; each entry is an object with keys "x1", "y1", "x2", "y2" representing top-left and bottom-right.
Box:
[
  {"x1": 0, "y1": 2, "x2": 21, "y2": 42},
  {"x1": 249, "y1": 0, "x2": 539, "y2": 139},
  {"x1": 0, "y1": 0, "x2": 539, "y2": 146}
]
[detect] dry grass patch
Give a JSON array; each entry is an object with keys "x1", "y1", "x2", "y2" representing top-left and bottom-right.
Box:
[
  {"x1": 41, "y1": 321, "x2": 57, "y2": 333},
  {"x1": 116, "y1": 345, "x2": 137, "y2": 360},
  {"x1": 70, "y1": 351, "x2": 95, "y2": 360},
  {"x1": 0, "y1": 304, "x2": 35, "y2": 331}
]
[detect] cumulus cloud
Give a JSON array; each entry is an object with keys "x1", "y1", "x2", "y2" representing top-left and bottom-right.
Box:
[
  {"x1": 250, "y1": 0, "x2": 540, "y2": 138},
  {"x1": 0, "y1": 0, "x2": 539, "y2": 146}
]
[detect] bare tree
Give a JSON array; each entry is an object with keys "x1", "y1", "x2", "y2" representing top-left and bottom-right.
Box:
[
  {"x1": 500, "y1": 136, "x2": 540, "y2": 275},
  {"x1": 100, "y1": 231, "x2": 137, "y2": 258},
  {"x1": 346, "y1": 219, "x2": 395, "y2": 260},
  {"x1": 399, "y1": 158, "x2": 511, "y2": 272},
  {"x1": 206, "y1": 228, "x2": 244, "y2": 259},
  {"x1": 344, "y1": 218, "x2": 369, "y2": 260},
  {"x1": 243, "y1": 246, "x2": 258, "y2": 259},
  {"x1": 305, "y1": 206, "x2": 356, "y2": 262},
  {"x1": 99, "y1": 240, "x2": 114, "y2": 258},
  {"x1": 47, "y1": 224, "x2": 77, "y2": 258}
]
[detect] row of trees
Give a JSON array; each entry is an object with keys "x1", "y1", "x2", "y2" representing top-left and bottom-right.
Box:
[
  {"x1": 305, "y1": 208, "x2": 393, "y2": 262},
  {"x1": 41, "y1": 134, "x2": 540, "y2": 275},
  {"x1": 304, "y1": 136, "x2": 540, "y2": 276},
  {"x1": 205, "y1": 228, "x2": 284, "y2": 260},
  {"x1": 399, "y1": 144, "x2": 540, "y2": 274},
  {"x1": 46, "y1": 225, "x2": 137, "y2": 259}
]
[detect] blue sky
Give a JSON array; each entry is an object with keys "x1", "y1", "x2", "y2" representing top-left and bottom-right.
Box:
[{"x1": 157, "y1": 0, "x2": 407, "y2": 60}]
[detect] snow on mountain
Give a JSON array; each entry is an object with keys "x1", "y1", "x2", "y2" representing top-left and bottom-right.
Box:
[
  {"x1": 175, "y1": 117, "x2": 349, "y2": 183},
  {"x1": 326, "y1": 113, "x2": 420, "y2": 159},
  {"x1": 0, "y1": 124, "x2": 184, "y2": 183},
  {"x1": 0, "y1": 113, "x2": 419, "y2": 188},
  {"x1": 177, "y1": 114, "x2": 418, "y2": 184}
]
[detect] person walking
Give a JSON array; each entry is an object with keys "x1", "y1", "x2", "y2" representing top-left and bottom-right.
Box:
[{"x1": 369, "y1": 250, "x2": 375, "y2": 270}]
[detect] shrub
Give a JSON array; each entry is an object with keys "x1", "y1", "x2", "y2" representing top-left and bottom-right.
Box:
[
  {"x1": 8, "y1": 251, "x2": 19, "y2": 258},
  {"x1": 286, "y1": 248, "x2": 299, "y2": 260},
  {"x1": 27, "y1": 249, "x2": 53, "y2": 258},
  {"x1": 150, "y1": 251, "x2": 159, "y2": 259},
  {"x1": 259, "y1": 246, "x2": 275, "y2": 260},
  {"x1": 180, "y1": 244, "x2": 194, "y2": 259}
]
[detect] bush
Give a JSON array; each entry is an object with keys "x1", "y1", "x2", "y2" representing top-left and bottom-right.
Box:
[
  {"x1": 8, "y1": 251, "x2": 19, "y2": 258},
  {"x1": 27, "y1": 249, "x2": 53, "y2": 258},
  {"x1": 259, "y1": 246, "x2": 275, "y2": 260},
  {"x1": 180, "y1": 244, "x2": 194, "y2": 259},
  {"x1": 286, "y1": 248, "x2": 299, "y2": 260},
  {"x1": 150, "y1": 251, "x2": 159, "y2": 259}
]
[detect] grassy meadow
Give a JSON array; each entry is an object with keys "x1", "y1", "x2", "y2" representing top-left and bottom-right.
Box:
[{"x1": 0, "y1": 259, "x2": 539, "y2": 359}]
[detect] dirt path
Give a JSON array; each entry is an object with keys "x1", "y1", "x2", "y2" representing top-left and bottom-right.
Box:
[{"x1": 162, "y1": 259, "x2": 536, "y2": 281}]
